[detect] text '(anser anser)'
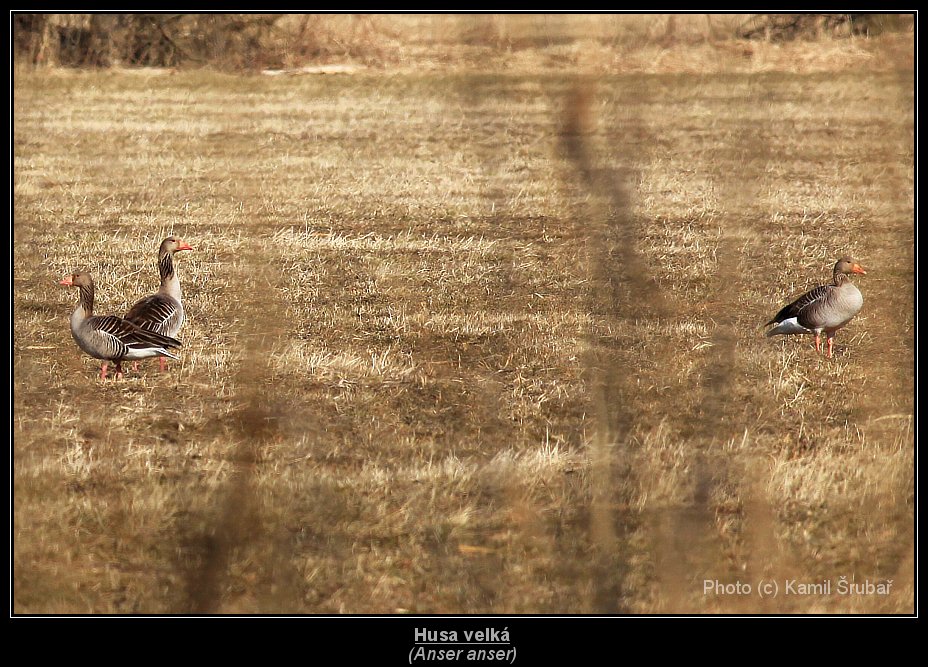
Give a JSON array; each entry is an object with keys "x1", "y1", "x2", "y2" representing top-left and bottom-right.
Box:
[
  {"x1": 124, "y1": 236, "x2": 192, "y2": 371},
  {"x1": 765, "y1": 257, "x2": 866, "y2": 358},
  {"x1": 61, "y1": 272, "x2": 182, "y2": 379}
]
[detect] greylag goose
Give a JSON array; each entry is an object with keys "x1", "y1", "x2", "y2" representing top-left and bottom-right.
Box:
[
  {"x1": 124, "y1": 236, "x2": 192, "y2": 371},
  {"x1": 765, "y1": 257, "x2": 866, "y2": 358},
  {"x1": 60, "y1": 272, "x2": 182, "y2": 379}
]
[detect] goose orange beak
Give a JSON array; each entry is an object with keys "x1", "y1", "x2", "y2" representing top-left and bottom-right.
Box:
[
  {"x1": 59, "y1": 275, "x2": 73, "y2": 286},
  {"x1": 851, "y1": 263, "x2": 867, "y2": 275},
  {"x1": 176, "y1": 240, "x2": 193, "y2": 251}
]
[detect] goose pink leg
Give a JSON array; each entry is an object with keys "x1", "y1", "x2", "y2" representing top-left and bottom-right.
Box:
[{"x1": 100, "y1": 363, "x2": 109, "y2": 380}]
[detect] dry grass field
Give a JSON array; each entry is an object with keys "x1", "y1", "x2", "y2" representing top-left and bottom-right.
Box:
[{"x1": 13, "y1": 20, "x2": 914, "y2": 614}]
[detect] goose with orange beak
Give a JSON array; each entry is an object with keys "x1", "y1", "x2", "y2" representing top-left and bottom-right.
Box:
[
  {"x1": 60, "y1": 272, "x2": 182, "y2": 379},
  {"x1": 765, "y1": 257, "x2": 867, "y2": 358},
  {"x1": 125, "y1": 236, "x2": 193, "y2": 371}
]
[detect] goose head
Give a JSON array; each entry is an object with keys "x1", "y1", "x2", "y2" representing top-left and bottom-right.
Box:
[
  {"x1": 160, "y1": 237, "x2": 194, "y2": 255},
  {"x1": 834, "y1": 257, "x2": 866, "y2": 276}
]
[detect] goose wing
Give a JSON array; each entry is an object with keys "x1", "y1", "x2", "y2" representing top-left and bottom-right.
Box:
[
  {"x1": 765, "y1": 284, "x2": 830, "y2": 327},
  {"x1": 125, "y1": 294, "x2": 182, "y2": 336},
  {"x1": 88, "y1": 314, "x2": 182, "y2": 349}
]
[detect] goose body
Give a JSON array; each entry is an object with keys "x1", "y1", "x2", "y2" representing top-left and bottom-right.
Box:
[
  {"x1": 765, "y1": 257, "x2": 866, "y2": 358},
  {"x1": 124, "y1": 237, "x2": 192, "y2": 370},
  {"x1": 61, "y1": 272, "x2": 182, "y2": 379}
]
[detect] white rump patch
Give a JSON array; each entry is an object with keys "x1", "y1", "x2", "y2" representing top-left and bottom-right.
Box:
[
  {"x1": 123, "y1": 346, "x2": 179, "y2": 360},
  {"x1": 766, "y1": 317, "x2": 812, "y2": 337}
]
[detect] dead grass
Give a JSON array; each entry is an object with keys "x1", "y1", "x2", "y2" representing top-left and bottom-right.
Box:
[{"x1": 12, "y1": 39, "x2": 913, "y2": 614}]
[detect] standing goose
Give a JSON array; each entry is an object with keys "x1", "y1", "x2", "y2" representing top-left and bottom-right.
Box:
[
  {"x1": 124, "y1": 236, "x2": 193, "y2": 371},
  {"x1": 765, "y1": 257, "x2": 867, "y2": 358},
  {"x1": 60, "y1": 272, "x2": 182, "y2": 379}
]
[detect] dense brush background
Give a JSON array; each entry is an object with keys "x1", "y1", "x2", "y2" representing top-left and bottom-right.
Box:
[{"x1": 13, "y1": 13, "x2": 914, "y2": 613}]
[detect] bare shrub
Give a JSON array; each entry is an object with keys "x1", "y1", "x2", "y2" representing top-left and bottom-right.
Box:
[{"x1": 737, "y1": 13, "x2": 913, "y2": 41}]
